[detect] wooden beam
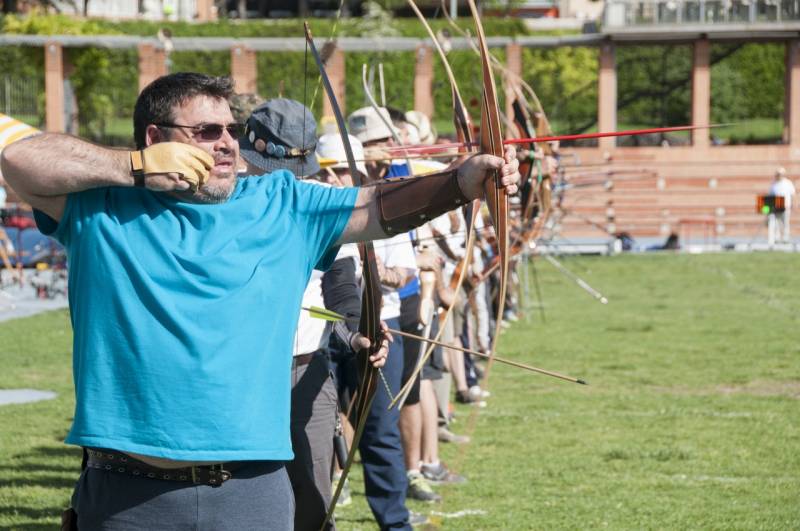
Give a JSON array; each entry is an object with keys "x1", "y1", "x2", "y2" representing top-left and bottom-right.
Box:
[
  {"x1": 597, "y1": 43, "x2": 617, "y2": 150},
  {"x1": 44, "y1": 41, "x2": 64, "y2": 133}
]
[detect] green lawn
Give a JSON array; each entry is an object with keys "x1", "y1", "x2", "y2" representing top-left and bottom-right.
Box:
[{"x1": 1, "y1": 253, "x2": 799, "y2": 529}]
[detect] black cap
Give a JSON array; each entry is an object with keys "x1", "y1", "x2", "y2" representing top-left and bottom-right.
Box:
[{"x1": 239, "y1": 98, "x2": 319, "y2": 177}]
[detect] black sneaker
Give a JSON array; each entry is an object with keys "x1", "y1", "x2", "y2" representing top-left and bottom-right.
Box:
[{"x1": 455, "y1": 390, "x2": 486, "y2": 408}]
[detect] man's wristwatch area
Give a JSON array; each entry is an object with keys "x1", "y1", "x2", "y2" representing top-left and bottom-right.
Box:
[{"x1": 130, "y1": 150, "x2": 145, "y2": 187}]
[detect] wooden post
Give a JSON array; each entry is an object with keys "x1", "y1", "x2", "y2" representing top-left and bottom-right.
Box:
[
  {"x1": 321, "y1": 45, "x2": 346, "y2": 122},
  {"x1": 691, "y1": 38, "x2": 711, "y2": 148},
  {"x1": 785, "y1": 40, "x2": 800, "y2": 150},
  {"x1": 138, "y1": 42, "x2": 168, "y2": 93},
  {"x1": 195, "y1": 0, "x2": 217, "y2": 21},
  {"x1": 597, "y1": 43, "x2": 617, "y2": 150},
  {"x1": 44, "y1": 41, "x2": 64, "y2": 133},
  {"x1": 505, "y1": 43, "x2": 522, "y2": 126},
  {"x1": 231, "y1": 45, "x2": 257, "y2": 94},
  {"x1": 414, "y1": 45, "x2": 434, "y2": 118}
]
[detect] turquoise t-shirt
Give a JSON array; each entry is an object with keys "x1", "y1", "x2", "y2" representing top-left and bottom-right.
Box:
[{"x1": 37, "y1": 172, "x2": 358, "y2": 461}]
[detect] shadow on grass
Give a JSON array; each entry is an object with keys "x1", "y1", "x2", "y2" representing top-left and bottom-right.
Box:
[
  {"x1": 0, "y1": 521, "x2": 60, "y2": 530},
  {"x1": 0, "y1": 504, "x2": 61, "y2": 527},
  {"x1": 3, "y1": 444, "x2": 81, "y2": 477},
  {"x1": 0, "y1": 445, "x2": 79, "y2": 526},
  {"x1": 0, "y1": 475, "x2": 76, "y2": 490},
  {"x1": 28, "y1": 445, "x2": 81, "y2": 460},
  {"x1": 0, "y1": 462, "x2": 78, "y2": 473}
]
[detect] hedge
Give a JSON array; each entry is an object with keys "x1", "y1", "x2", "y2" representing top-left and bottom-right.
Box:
[{"x1": 0, "y1": 13, "x2": 786, "y2": 145}]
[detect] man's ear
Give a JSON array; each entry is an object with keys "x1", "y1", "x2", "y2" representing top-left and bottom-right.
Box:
[{"x1": 145, "y1": 125, "x2": 164, "y2": 147}]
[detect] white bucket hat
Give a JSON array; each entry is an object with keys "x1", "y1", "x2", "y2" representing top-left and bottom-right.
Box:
[
  {"x1": 404, "y1": 110, "x2": 437, "y2": 145},
  {"x1": 347, "y1": 106, "x2": 398, "y2": 144},
  {"x1": 316, "y1": 133, "x2": 368, "y2": 181}
]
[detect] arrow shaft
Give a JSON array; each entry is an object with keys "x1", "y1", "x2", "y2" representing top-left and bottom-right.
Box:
[
  {"x1": 386, "y1": 327, "x2": 585, "y2": 385},
  {"x1": 377, "y1": 124, "x2": 725, "y2": 156}
]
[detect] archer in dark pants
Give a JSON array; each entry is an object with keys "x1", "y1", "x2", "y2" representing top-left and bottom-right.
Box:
[
  {"x1": 358, "y1": 315, "x2": 411, "y2": 530},
  {"x1": 325, "y1": 258, "x2": 411, "y2": 530}
]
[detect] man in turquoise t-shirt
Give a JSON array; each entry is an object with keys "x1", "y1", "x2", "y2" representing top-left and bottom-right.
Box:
[{"x1": 0, "y1": 72, "x2": 520, "y2": 530}]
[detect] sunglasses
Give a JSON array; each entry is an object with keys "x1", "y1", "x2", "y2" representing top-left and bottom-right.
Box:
[{"x1": 156, "y1": 122, "x2": 245, "y2": 142}]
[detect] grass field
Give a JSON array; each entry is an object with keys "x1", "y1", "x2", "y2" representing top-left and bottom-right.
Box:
[{"x1": 1, "y1": 253, "x2": 799, "y2": 530}]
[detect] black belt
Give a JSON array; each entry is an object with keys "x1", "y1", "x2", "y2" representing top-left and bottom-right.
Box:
[{"x1": 85, "y1": 448, "x2": 241, "y2": 487}]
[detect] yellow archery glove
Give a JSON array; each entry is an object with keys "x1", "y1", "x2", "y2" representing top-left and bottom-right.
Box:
[{"x1": 130, "y1": 142, "x2": 215, "y2": 192}]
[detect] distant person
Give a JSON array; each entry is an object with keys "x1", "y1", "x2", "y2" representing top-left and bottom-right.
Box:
[
  {"x1": 644, "y1": 232, "x2": 678, "y2": 252},
  {"x1": 768, "y1": 167, "x2": 797, "y2": 245},
  {"x1": 614, "y1": 231, "x2": 635, "y2": 252},
  {"x1": 661, "y1": 232, "x2": 680, "y2": 250},
  {"x1": 0, "y1": 175, "x2": 7, "y2": 209},
  {"x1": 228, "y1": 92, "x2": 264, "y2": 125},
  {"x1": 228, "y1": 92, "x2": 265, "y2": 173}
]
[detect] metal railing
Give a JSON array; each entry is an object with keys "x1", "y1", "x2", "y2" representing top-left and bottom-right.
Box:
[
  {"x1": 604, "y1": 0, "x2": 800, "y2": 26},
  {"x1": 49, "y1": 0, "x2": 199, "y2": 21},
  {"x1": 0, "y1": 76, "x2": 42, "y2": 126}
]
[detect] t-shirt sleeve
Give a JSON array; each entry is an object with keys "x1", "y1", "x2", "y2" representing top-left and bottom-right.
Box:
[
  {"x1": 384, "y1": 233, "x2": 417, "y2": 270},
  {"x1": 33, "y1": 188, "x2": 107, "y2": 248},
  {"x1": 291, "y1": 178, "x2": 359, "y2": 272}
]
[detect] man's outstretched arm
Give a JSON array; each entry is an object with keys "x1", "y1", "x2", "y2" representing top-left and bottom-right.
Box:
[
  {"x1": 0, "y1": 134, "x2": 212, "y2": 222},
  {"x1": 337, "y1": 147, "x2": 521, "y2": 246}
]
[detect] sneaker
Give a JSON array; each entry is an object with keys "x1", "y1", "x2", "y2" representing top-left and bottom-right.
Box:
[
  {"x1": 332, "y1": 472, "x2": 352, "y2": 507},
  {"x1": 438, "y1": 426, "x2": 470, "y2": 444},
  {"x1": 409, "y1": 511, "x2": 429, "y2": 526},
  {"x1": 455, "y1": 389, "x2": 474, "y2": 404},
  {"x1": 407, "y1": 471, "x2": 441, "y2": 503},
  {"x1": 455, "y1": 390, "x2": 486, "y2": 408},
  {"x1": 468, "y1": 385, "x2": 490, "y2": 401},
  {"x1": 421, "y1": 462, "x2": 467, "y2": 485}
]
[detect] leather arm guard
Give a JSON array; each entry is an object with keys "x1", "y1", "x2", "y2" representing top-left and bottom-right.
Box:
[{"x1": 377, "y1": 169, "x2": 470, "y2": 236}]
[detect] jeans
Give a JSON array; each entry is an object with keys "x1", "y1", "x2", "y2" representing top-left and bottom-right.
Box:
[{"x1": 358, "y1": 316, "x2": 411, "y2": 530}]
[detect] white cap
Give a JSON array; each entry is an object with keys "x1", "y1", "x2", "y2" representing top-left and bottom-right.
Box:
[
  {"x1": 316, "y1": 133, "x2": 368, "y2": 180},
  {"x1": 404, "y1": 110, "x2": 437, "y2": 145},
  {"x1": 347, "y1": 106, "x2": 397, "y2": 144},
  {"x1": 403, "y1": 121, "x2": 421, "y2": 145}
]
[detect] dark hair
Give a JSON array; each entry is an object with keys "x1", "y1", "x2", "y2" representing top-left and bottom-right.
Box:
[
  {"x1": 133, "y1": 72, "x2": 235, "y2": 149},
  {"x1": 386, "y1": 106, "x2": 409, "y2": 127}
]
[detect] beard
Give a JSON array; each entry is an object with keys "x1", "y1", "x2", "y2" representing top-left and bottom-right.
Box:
[{"x1": 191, "y1": 169, "x2": 237, "y2": 204}]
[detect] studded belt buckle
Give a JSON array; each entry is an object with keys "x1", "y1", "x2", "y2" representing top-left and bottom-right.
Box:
[{"x1": 191, "y1": 464, "x2": 232, "y2": 487}]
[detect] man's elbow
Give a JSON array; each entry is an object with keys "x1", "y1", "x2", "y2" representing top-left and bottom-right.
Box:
[{"x1": 0, "y1": 143, "x2": 25, "y2": 190}]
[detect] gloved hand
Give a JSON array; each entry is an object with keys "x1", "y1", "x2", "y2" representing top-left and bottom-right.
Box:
[{"x1": 130, "y1": 142, "x2": 214, "y2": 192}]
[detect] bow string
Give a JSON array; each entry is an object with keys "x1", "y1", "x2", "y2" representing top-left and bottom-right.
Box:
[{"x1": 303, "y1": 23, "x2": 383, "y2": 531}]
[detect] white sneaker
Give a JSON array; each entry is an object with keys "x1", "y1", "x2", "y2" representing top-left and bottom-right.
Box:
[{"x1": 468, "y1": 385, "x2": 490, "y2": 400}]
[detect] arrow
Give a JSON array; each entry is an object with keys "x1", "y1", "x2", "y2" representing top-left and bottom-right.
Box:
[
  {"x1": 370, "y1": 124, "x2": 731, "y2": 157},
  {"x1": 302, "y1": 306, "x2": 588, "y2": 385}
]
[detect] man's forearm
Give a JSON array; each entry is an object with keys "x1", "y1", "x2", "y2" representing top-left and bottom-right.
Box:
[
  {"x1": 338, "y1": 149, "x2": 520, "y2": 246},
  {"x1": 339, "y1": 169, "x2": 469, "y2": 245},
  {"x1": 0, "y1": 134, "x2": 131, "y2": 200}
]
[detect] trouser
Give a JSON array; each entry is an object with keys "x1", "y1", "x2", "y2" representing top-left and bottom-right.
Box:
[
  {"x1": 71, "y1": 460, "x2": 293, "y2": 530},
  {"x1": 768, "y1": 211, "x2": 791, "y2": 244},
  {"x1": 399, "y1": 293, "x2": 422, "y2": 405},
  {"x1": 287, "y1": 352, "x2": 337, "y2": 531},
  {"x1": 359, "y1": 316, "x2": 412, "y2": 530}
]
